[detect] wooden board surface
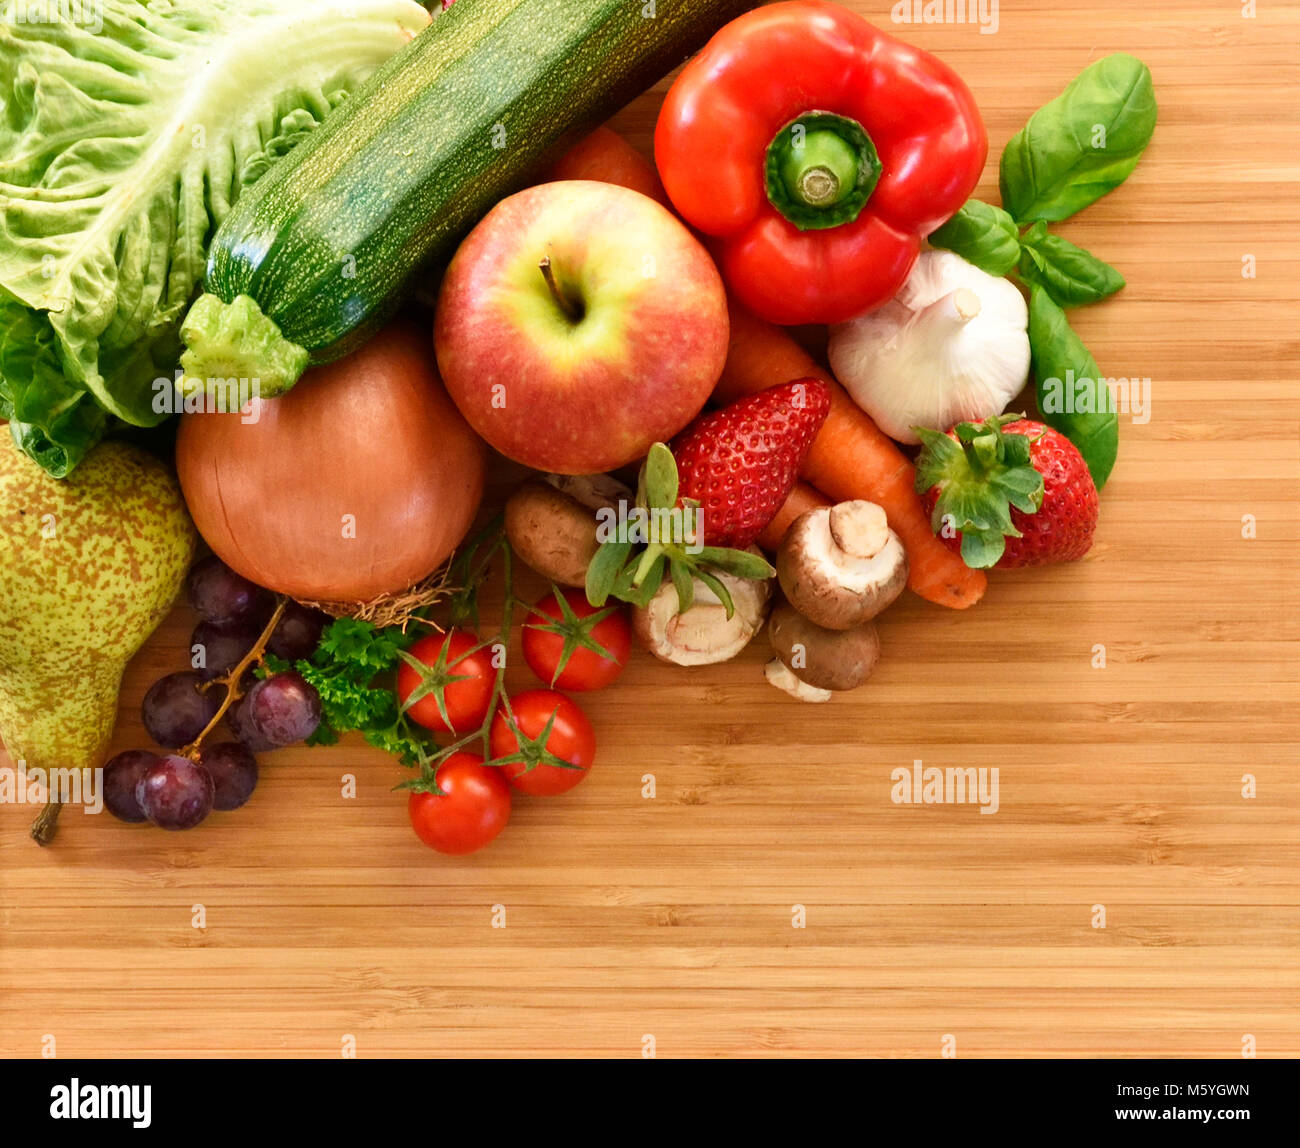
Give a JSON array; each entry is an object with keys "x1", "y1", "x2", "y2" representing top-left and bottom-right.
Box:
[{"x1": 2, "y1": 0, "x2": 1298, "y2": 1059}]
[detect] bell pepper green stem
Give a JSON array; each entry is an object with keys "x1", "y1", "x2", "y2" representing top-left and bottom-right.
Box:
[
  {"x1": 765, "y1": 112, "x2": 883, "y2": 231},
  {"x1": 778, "y1": 130, "x2": 859, "y2": 207}
]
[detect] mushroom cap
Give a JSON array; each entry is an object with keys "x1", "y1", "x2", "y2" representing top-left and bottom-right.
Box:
[
  {"x1": 777, "y1": 502, "x2": 908, "y2": 630},
  {"x1": 768, "y1": 601, "x2": 880, "y2": 691},
  {"x1": 504, "y1": 480, "x2": 602, "y2": 588},
  {"x1": 633, "y1": 562, "x2": 771, "y2": 666}
]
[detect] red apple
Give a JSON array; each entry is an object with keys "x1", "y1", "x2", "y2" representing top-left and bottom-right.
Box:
[{"x1": 434, "y1": 180, "x2": 729, "y2": 474}]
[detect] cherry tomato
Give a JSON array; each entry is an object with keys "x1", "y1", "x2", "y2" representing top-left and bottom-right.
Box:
[
  {"x1": 396, "y1": 629, "x2": 495, "y2": 734},
  {"x1": 522, "y1": 587, "x2": 631, "y2": 691},
  {"x1": 489, "y1": 689, "x2": 596, "y2": 796},
  {"x1": 407, "y1": 753, "x2": 511, "y2": 855}
]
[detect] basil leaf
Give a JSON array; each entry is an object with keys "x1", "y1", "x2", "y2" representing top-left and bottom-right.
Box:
[
  {"x1": 1000, "y1": 53, "x2": 1156, "y2": 223},
  {"x1": 1018, "y1": 225, "x2": 1126, "y2": 307},
  {"x1": 1028, "y1": 285, "x2": 1119, "y2": 488},
  {"x1": 927, "y1": 199, "x2": 1022, "y2": 276}
]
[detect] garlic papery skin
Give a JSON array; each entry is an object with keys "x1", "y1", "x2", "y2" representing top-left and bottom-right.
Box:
[{"x1": 828, "y1": 250, "x2": 1031, "y2": 445}]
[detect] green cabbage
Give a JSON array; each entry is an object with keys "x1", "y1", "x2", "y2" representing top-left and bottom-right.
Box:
[{"x1": 0, "y1": 0, "x2": 430, "y2": 476}]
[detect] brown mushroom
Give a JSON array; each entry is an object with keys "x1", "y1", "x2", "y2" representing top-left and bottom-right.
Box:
[
  {"x1": 776, "y1": 500, "x2": 907, "y2": 630},
  {"x1": 763, "y1": 658, "x2": 833, "y2": 704},
  {"x1": 633, "y1": 563, "x2": 771, "y2": 666},
  {"x1": 766, "y1": 601, "x2": 880, "y2": 698},
  {"x1": 504, "y1": 474, "x2": 630, "y2": 587}
]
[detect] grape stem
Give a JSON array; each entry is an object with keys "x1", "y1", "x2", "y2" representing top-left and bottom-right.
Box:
[{"x1": 180, "y1": 598, "x2": 287, "y2": 760}]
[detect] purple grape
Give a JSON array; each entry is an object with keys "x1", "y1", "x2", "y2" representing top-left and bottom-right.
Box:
[
  {"x1": 102, "y1": 750, "x2": 160, "y2": 823},
  {"x1": 135, "y1": 755, "x2": 214, "y2": 830},
  {"x1": 226, "y1": 694, "x2": 276, "y2": 752},
  {"x1": 246, "y1": 671, "x2": 321, "y2": 747},
  {"x1": 186, "y1": 556, "x2": 271, "y2": 625},
  {"x1": 267, "y1": 602, "x2": 329, "y2": 662},
  {"x1": 199, "y1": 742, "x2": 259, "y2": 811},
  {"x1": 141, "y1": 671, "x2": 221, "y2": 749},
  {"x1": 190, "y1": 618, "x2": 260, "y2": 681}
]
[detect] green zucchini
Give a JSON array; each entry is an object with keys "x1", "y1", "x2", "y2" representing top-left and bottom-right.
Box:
[{"x1": 180, "y1": 0, "x2": 749, "y2": 395}]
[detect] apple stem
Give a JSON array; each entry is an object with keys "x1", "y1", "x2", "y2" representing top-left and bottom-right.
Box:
[{"x1": 539, "y1": 256, "x2": 583, "y2": 323}]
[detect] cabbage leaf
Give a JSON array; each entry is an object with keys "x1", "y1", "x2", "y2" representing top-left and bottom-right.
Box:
[{"x1": 0, "y1": 0, "x2": 430, "y2": 476}]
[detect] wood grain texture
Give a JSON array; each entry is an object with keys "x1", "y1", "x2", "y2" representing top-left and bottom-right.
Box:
[{"x1": 2, "y1": 0, "x2": 1297, "y2": 1059}]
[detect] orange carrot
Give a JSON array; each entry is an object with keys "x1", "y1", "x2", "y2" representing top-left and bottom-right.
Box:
[
  {"x1": 756, "y1": 481, "x2": 831, "y2": 553},
  {"x1": 544, "y1": 126, "x2": 670, "y2": 207},
  {"x1": 716, "y1": 301, "x2": 987, "y2": 610}
]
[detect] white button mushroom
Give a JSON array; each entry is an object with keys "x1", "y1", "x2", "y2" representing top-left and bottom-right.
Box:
[
  {"x1": 632, "y1": 561, "x2": 772, "y2": 666},
  {"x1": 764, "y1": 658, "x2": 833, "y2": 704}
]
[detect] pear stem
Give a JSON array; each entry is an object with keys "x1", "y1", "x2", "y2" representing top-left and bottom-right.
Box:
[
  {"x1": 30, "y1": 800, "x2": 62, "y2": 847},
  {"x1": 181, "y1": 597, "x2": 287, "y2": 760}
]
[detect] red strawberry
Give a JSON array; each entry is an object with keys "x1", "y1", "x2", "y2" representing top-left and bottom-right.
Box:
[
  {"x1": 915, "y1": 415, "x2": 1098, "y2": 569},
  {"x1": 671, "y1": 378, "x2": 830, "y2": 549}
]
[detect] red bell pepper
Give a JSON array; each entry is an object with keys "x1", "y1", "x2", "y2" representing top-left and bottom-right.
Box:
[{"x1": 654, "y1": 1, "x2": 987, "y2": 326}]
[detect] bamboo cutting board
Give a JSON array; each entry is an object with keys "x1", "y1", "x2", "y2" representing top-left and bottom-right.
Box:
[{"x1": 2, "y1": 0, "x2": 1297, "y2": 1059}]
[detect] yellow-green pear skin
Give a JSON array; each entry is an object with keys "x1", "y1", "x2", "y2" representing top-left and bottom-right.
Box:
[{"x1": 0, "y1": 435, "x2": 196, "y2": 777}]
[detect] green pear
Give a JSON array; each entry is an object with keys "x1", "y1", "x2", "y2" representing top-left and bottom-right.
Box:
[{"x1": 0, "y1": 435, "x2": 196, "y2": 842}]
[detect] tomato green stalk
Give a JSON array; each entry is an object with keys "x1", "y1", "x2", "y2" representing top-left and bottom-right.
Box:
[{"x1": 399, "y1": 521, "x2": 518, "y2": 793}]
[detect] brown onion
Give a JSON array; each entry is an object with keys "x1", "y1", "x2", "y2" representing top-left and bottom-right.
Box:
[{"x1": 177, "y1": 321, "x2": 485, "y2": 602}]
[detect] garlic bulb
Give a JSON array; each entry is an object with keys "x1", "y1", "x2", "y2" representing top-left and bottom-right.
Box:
[{"x1": 828, "y1": 250, "x2": 1030, "y2": 444}]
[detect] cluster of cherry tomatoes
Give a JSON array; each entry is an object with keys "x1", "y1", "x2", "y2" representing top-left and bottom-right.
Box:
[{"x1": 394, "y1": 587, "x2": 631, "y2": 855}]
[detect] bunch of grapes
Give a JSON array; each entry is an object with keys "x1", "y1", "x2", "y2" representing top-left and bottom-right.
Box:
[{"x1": 102, "y1": 557, "x2": 328, "y2": 831}]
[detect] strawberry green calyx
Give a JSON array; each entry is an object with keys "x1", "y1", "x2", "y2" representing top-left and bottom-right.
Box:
[
  {"x1": 914, "y1": 414, "x2": 1045, "y2": 569},
  {"x1": 585, "y1": 443, "x2": 774, "y2": 618}
]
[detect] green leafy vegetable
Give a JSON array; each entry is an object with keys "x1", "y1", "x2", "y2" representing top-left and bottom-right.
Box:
[
  {"x1": 999, "y1": 53, "x2": 1157, "y2": 223},
  {"x1": 269, "y1": 617, "x2": 433, "y2": 767},
  {"x1": 1017, "y1": 223, "x2": 1125, "y2": 307},
  {"x1": 928, "y1": 200, "x2": 1022, "y2": 277},
  {"x1": 0, "y1": 0, "x2": 430, "y2": 476},
  {"x1": 1027, "y1": 286, "x2": 1119, "y2": 488}
]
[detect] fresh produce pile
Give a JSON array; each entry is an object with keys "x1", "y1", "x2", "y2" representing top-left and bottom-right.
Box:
[{"x1": 0, "y1": 1, "x2": 1156, "y2": 851}]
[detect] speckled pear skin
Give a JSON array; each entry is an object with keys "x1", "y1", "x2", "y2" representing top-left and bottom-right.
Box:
[{"x1": 0, "y1": 436, "x2": 196, "y2": 775}]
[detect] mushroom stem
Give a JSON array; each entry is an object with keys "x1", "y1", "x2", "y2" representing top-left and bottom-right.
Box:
[
  {"x1": 764, "y1": 658, "x2": 832, "y2": 703},
  {"x1": 828, "y1": 500, "x2": 891, "y2": 560}
]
